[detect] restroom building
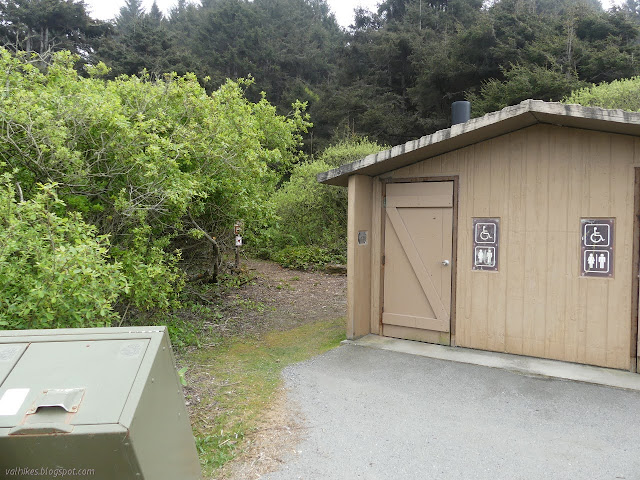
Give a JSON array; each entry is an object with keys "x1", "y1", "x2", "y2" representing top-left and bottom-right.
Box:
[{"x1": 318, "y1": 100, "x2": 640, "y2": 372}]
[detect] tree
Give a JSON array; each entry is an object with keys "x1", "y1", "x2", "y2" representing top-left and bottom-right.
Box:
[
  {"x1": 149, "y1": 1, "x2": 163, "y2": 21},
  {"x1": 96, "y1": 0, "x2": 185, "y2": 77},
  {"x1": 116, "y1": 0, "x2": 145, "y2": 28},
  {"x1": 466, "y1": 0, "x2": 640, "y2": 117},
  {"x1": 0, "y1": 0, "x2": 107, "y2": 59},
  {"x1": 468, "y1": 63, "x2": 587, "y2": 116}
]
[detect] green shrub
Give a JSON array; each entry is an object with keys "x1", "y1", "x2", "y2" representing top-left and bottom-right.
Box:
[
  {"x1": 268, "y1": 159, "x2": 347, "y2": 251},
  {"x1": 468, "y1": 64, "x2": 586, "y2": 117},
  {"x1": 271, "y1": 245, "x2": 345, "y2": 270},
  {"x1": 318, "y1": 137, "x2": 385, "y2": 168},
  {"x1": 253, "y1": 138, "x2": 384, "y2": 269},
  {"x1": 563, "y1": 76, "x2": 640, "y2": 110},
  {"x1": 0, "y1": 179, "x2": 127, "y2": 329},
  {"x1": 111, "y1": 225, "x2": 183, "y2": 313},
  {"x1": 0, "y1": 49, "x2": 309, "y2": 310}
]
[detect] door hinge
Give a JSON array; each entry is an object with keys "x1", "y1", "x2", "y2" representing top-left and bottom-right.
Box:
[
  {"x1": 383, "y1": 197, "x2": 386, "y2": 208},
  {"x1": 382, "y1": 255, "x2": 385, "y2": 265}
]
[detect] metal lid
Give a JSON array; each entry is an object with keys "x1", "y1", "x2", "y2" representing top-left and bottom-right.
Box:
[{"x1": 0, "y1": 339, "x2": 149, "y2": 429}]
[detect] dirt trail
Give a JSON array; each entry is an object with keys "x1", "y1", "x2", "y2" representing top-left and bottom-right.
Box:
[
  {"x1": 211, "y1": 258, "x2": 346, "y2": 479},
  {"x1": 218, "y1": 257, "x2": 347, "y2": 335}
]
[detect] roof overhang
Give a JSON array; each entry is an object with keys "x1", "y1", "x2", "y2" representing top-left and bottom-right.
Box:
[{"x1": 317, "y1": 100, "x2": 640, "y2": 187}]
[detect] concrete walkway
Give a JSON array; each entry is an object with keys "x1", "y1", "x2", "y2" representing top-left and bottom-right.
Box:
[
  {"x1": 263, "y1": 339, "x2": 640, "y2": 480},
  {"x1": 348, "y1": 334, "x2": 640, "y2": 392}
]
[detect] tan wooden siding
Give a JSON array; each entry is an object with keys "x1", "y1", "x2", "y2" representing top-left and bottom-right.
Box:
[
  {"x1": 377, "y1": 124, "x2": 637, "y2": 369},
  {"x1": 370, "y1": 179, "x2": 384, "y2": 335},
  {"x1": 347, "y1": 175, "x2": 373, "y2": 339}
]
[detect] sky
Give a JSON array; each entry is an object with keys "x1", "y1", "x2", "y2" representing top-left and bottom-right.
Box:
[
  {"x1": 87, "y1": 0, "x2": 624, "y2": 27},
  {"x1": 85, "y1": 0, "x2": 380, "y2": 26}
]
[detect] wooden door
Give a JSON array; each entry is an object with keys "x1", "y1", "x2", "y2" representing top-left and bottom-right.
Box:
[{"x1": 382, "y1": 181, "x2": 454, "y2": 344}]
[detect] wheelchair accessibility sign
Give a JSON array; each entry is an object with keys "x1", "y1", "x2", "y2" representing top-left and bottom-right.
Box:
[
  {"x1": 473, "y1": 218, "x2": 499, "y2": 271},
  {"x1": 475, "y1": 222, "x2": 497, "y2": 244},
  {"x1": 583, "y1": 223, "x2": 610, "y2": 247},
  {"x1": 581, "y1": 219, "x2": 614, "y2": 278}
]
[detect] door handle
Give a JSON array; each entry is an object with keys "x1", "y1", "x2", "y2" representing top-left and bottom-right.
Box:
[{"x1": 442, "y1": 260, "x2": 450, "y2": 266}]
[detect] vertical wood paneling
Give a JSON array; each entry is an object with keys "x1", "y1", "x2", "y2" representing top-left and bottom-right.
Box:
[
  {"x1": 545, "y1": 127, "x2": 569, "y2": 361},
  {"x1": 346, "y1": 176, "x2": 373, "y2": 339},
  {"x1": 370, "y1": 179, "x2": 384, "y2": 335},
  {"x1": 459, "y1": 147, "x2": 475, "y2": 347},
  {"x1": 487, "y1": 138, "x2": 509, "y2": 352},
  {"x1": 422, "y1": 155, "x2": 443, "y2": 176},
  {"x1": 563, "y1": 130, "x2": 586, "y2": 363},
  {"x1": 585, "y1": 133, "x2": 611, "y2": 366},
  {"x1": 441, "y1": 150, "x2": 459, "y2": 175},
  {"x1": 469, "y1": 142, "x2": 491, "y2": 350},
  {"x1": 374, "y1": 124, "x2": 635, "y2": 370},
  {"x1": 505, "y1": 129, "x2": 526, "y2": 355},
  {"x1": 607, "y1": 137, "x2": 634, "y2": 369},
  {"x1": 522, "y1": 127, "x2": 549, "y2": 357},
  {"x1": 576, "y1": 131, "x2": 591, "y2": 364},
  {"x1": 633, "y1": 141, "x2": 640, "y2": 370}
]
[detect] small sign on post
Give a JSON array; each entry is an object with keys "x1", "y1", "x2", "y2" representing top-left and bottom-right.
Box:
[
  {"x1": 472, "y1": 218, "x2": 500, "y2": 271},
  {"x1": 234, "y1": 221, "x2": 243, "y2": 269},
  {"x1": 580, "y1": 218, "x2": 614, "y2": 278}
]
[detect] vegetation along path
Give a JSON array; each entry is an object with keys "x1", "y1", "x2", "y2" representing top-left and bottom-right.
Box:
[{"x1": 178, "y1": 258, "x2": 347, "y2": 479}]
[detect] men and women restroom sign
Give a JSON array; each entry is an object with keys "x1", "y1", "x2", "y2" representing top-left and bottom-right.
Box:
[
  {"x1": 581, "y1": 218, "x2": 614, "y2": 278},
  {"x1": 471, "y1": 217, "x2": 614, "y2": 277},
  {"x1": 472, "y1": 218, "x2": 499, "y2": 271}
]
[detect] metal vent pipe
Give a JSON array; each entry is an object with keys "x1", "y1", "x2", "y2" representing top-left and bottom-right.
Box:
[{"x1": 452, "y1": 101, "x2": 471, "y2": 126}]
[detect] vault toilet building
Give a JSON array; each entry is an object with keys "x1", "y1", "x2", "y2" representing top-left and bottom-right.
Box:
[{"x1": 319, "y1": 100, "x2": 640, "y2": 372}]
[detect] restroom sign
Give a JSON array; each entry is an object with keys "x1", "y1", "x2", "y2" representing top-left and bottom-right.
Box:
[
  {"x1": 473, "y1": 218, "x2": 499, "y2": 271},
  {"x1": 581, "y1": 219, "x2": 614, "y2": 278}
]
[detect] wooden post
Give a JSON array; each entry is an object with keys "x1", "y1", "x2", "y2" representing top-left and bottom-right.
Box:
[{"x1": 234, "y1": 221, "x2": 242, "y2": 270}]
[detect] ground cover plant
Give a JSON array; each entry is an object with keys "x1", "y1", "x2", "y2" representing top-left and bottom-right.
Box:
[
  {"x1": 184, "y1": 317, "x2": 345, "y2": 477},
  {"x1": 176, "y1": 258, "x2": 347, "y2": 478}
]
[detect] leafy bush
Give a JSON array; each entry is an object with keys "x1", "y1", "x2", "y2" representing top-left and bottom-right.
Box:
[
  {"x1": 0, "y1": 48, "x2": 309, "y2": 322},
  {"x1": 269, "y1": 159, "x2": 347, "y2": 250},
  {"x1": 253, "y1": 137, "x2": 384, "y2": 269},
  {"x1": 0, "y1": 179, "x2": 126, "y2": 329},
  {"x1": 563, "y1": 76, "x2": 640, "y2": 110},
  {"x1": 271, "y1": 245, "x2": 345, "y2": 270},
  {"x1": 318, "y1": 137, "x2": 386, "y2": 168},
  {"x1": 110, "y1": 225, "x2": 184, "y2": 313}
]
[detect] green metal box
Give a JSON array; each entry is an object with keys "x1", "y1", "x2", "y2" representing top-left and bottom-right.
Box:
[{"x1": 0, "y1": 326, "x2": 201, "y2": 479}]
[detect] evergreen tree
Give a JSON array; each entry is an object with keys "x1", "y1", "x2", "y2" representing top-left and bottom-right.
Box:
[
  {"x1": 117, "y1": 0, "x2": 144, "y2": 28},
  {"x1": 149, "y1": 1, "x2": 163, "y2": 22},
  {"x1": 97, "y1": 0, "x2": 184, "y2": 76},
  {"x1": 0, "y1": 0, "x2": 107, "y2": 58}
]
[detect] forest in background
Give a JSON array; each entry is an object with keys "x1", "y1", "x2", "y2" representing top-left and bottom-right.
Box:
[
  {"x1": 3, "y1": 0, "x2": 640, "y2": 339},
  {"x1": 2, "y1": 0, "x2": 640, "y2": 149}
]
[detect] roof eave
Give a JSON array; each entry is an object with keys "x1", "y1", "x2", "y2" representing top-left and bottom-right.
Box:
[{"x1": 317, "y1": 100, "x2": 640, "y2": 187}]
